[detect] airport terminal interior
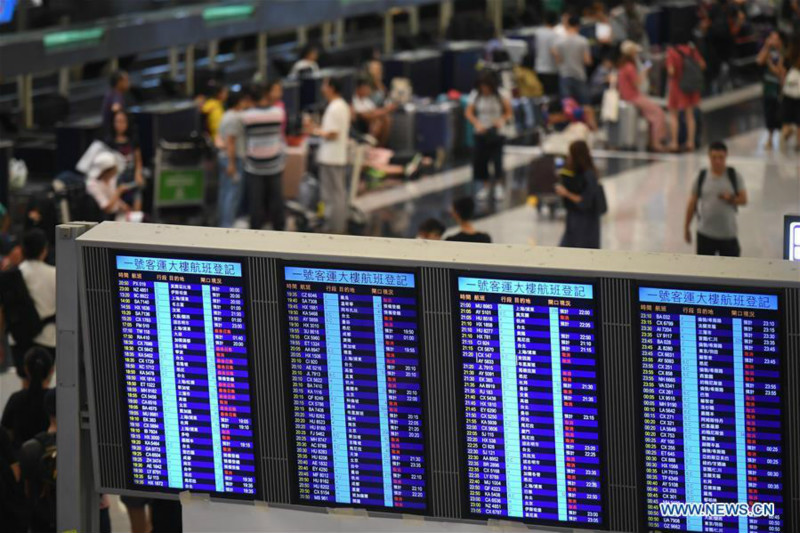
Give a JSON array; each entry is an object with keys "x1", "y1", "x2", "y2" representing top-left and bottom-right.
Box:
[{"x1": 0, "y1": 0, "x2": 799, "y2": 532}]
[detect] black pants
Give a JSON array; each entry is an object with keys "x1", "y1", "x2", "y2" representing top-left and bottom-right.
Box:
[
  {"x1": 539, "y1": 73, "x2": 559, "y2": 96},
  {"x1": 764, "y1": 96, "x2": 781, "y2": 132},
  {"x1": 697, "y1": 232, "x2": 740, "y2": 257},
  {"x1": 11, "y1": 343, "x2": 56, "y2": 379},
  {"x1": 246, "y1": 171, "x2": 285, "y2": 231},
  {"x1": 473, "y1": 133, "x2": 504, "y2": 184}
]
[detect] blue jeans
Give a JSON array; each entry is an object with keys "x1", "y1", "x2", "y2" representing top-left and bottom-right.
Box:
[
  {"x1": 559, "y1": 76, "x2": 589, "y2": 105},
  {"x1": 218, "y1": 155, "x2": 244, "y2": 228}
]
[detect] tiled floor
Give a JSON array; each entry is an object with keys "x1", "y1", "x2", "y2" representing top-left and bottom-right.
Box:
[{"x1": 472, "y1": 130, "x2": 799, "y2": 259}]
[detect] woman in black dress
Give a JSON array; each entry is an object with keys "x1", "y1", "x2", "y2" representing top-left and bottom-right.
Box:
[{"x1": 554, "y1": 140, "x2": 603, "y2": 249}]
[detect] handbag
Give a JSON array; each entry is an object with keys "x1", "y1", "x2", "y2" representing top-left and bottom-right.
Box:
[
  {"x1": 601, "y1": 73, "x2": 620, "y2": 123},
  {"x1": 783, "y1": 68, "x2": 800, "y2": 99}
]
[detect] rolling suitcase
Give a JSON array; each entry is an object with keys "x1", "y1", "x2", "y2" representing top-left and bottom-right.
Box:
[
  {"x1": 415, "y1": 103, "x2": 457, "y2": 156},
  {"x1": 605, "y1": 101, "x2": 639, "y2": 149},
  {"x1": 388, "y1": 107, "x2": 416, "y2": 152}
]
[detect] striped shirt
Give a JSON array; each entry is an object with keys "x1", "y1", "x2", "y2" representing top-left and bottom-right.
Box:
[{"x1": 241, "y1": 105, "x2": 286, "y2": 176}]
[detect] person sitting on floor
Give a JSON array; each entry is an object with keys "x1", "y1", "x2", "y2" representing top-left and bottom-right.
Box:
[{"x1": 352, "y1": 79, "x2": 396, "y2": 147}]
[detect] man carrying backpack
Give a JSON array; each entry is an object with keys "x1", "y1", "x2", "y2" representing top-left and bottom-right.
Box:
[
  {"x1": 0, "y1": 229, "x2": 56, "y2": 380},
  {"x1": 684, "y1": 141, "x2": 748, "y2": 256}
]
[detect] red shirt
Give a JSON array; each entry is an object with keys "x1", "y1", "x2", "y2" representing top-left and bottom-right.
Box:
[{"x1": 617, "y1": 62, "x2": 640, "y2": 101}]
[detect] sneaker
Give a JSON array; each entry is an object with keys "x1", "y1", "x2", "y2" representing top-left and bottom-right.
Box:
[
  {"x1": 493, "y1": 183, "x2": 505, "y2": 200},
  {"x1": 476, "y1": 186, "x2": 490, "y2": 201},
  {"x1": 404, "y1": 153, "x2": 423, "y2": 179}
]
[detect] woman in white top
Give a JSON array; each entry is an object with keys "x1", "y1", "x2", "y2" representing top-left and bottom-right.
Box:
[
  {"x1": 289, "y1": 44, "x2": 320, "y2": 77},
  {"x1": 465, "y1": 71, "x2": 513, "y2": 201},
  {"x1": 86, "y1": 152, "x2": 133, "y2": 219}
]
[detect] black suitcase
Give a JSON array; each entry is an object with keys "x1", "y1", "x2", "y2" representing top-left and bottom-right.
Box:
[{"x1": 384, "y1": 50, "x2": 443, "y2": 99}]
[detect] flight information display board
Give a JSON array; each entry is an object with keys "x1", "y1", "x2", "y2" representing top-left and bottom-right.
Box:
[
  {"x1": 283, "y1": 265, "x2": 426, "y2": 512},
  {"x1": 114, "y1": 254, "x2": 256, "y2": 497},
  {"x1": 456, "y1": 274, "x2": 604, "y2": 527},
  {"x1": 638, "y1": 285, "x2": 784, "y2": 533}
]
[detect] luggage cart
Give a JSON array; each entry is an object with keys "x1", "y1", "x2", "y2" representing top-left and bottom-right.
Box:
[{"x1": 153, "y1": 139, "x2": 207, "y2": 223}]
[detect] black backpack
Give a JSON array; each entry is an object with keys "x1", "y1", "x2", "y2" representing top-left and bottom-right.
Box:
[
  {"x1": 696, "y1": 167, "x2": 739, "y2": 216},
  {"x1": 0, "y1": 269, "x2": 54, "y2": 346}
]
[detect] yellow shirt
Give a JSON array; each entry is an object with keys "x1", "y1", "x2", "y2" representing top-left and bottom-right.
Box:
[{"x1": 202, "y1": 98, "x2": 225, "y2": 138}]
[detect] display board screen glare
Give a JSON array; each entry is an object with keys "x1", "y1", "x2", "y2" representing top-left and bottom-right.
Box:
[
  {"x1": 283, "y1": 265, "x2": 426, "y2": 512},
  {"x1": 638, "y1": 286, "x2": 784, "y2": 532},
  {"x1": 114, "y1": 254, "x2": 257, "y2": 497},
  {"x1": 456, "y1": 274, "x2": 604, "y2": 527}
]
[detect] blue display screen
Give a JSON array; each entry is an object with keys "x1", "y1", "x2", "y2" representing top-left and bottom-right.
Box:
[
  {"x1": 284, "y1": 265, "x2": 426, "y2": 511},
  {"x1": 115, "y1": 255, "x2": 256, "y2": 496},
  {"x1": 457, "y1": 275, "x2": 604, "y2": 526},
  {"x1": 639, "y1": 286, "x2": 784, "y2": 532},
  {"x1": 0, "y1": 0, "x2": 16, "y2": 24}
]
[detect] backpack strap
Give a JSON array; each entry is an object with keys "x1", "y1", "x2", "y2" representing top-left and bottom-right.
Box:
[
  {"x1": 726, "y1": 167, "x2": 738, "y2": 196},
  {"x1": 695, "y1": 169, "x2": 707, "y2": 218}
]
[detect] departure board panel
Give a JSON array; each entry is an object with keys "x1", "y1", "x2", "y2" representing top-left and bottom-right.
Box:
[
  {"x1": 639, "y1": 286, "x2": 784, "y2": 533},
  {"x1": 283, "y1": 265, "x2": 426, "y2": 512},
  {"x1": 114, "y1": 255, "x2": 256, "y2": 497},
  {"x1": 456, "y1": 275, "x2": 604, "y2": 527}
]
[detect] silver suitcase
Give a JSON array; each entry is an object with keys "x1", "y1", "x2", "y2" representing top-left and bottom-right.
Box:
[{"x1": 606, "y1": 101, "x2": 639, "y2": 150}]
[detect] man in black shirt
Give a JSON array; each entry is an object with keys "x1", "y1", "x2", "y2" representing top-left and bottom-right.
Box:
[{"x1": 446, "y1": 197, "x2": 492, "y2": 243}]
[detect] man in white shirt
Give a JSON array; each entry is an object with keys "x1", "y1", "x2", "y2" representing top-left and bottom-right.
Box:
[
  {"x1": 352, "y1": 79, "x2": 396, "y2": 146},
  {"x1": 311, "y1": 78, "x2": 351, "y2": 234},
  {"x1": 2, "y1": 229, "x2": 56, "y2": 380}
]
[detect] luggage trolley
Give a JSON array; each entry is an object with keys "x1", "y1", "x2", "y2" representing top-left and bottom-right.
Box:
[{"x1": 153, "y1": 139, "x2": 207, "y2": 222}]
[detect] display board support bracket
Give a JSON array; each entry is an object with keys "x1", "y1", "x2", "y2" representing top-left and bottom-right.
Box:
[{"x1": 56, "y1": 222, "x2": 99, "y2": 533}]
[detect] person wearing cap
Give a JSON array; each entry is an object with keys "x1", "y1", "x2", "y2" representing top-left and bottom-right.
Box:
[
  {"x1": 618, "y1": 40, "x2": 668, "y2": 152},
  {"x1": 86, "y1": 152, "x2": 134, "y2": 218}
]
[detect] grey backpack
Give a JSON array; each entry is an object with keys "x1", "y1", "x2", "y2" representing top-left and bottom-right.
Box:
[{"x1": 679, "y1": 48, "x2": 704, "y2": 94}]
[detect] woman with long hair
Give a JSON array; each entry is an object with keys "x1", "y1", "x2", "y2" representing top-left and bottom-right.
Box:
[
  {"x1": 106, "y1": 110, "x2": 144, "y2": 211},
  {"x1": 0, "y1": 347, "x2": 54, "y2": 451},
  {"x1": 465, "y1": 70, "x2": 513, "y2": 201},
  {"x1": 554, "y1": 140, "x2": 604, "y2": 249}
]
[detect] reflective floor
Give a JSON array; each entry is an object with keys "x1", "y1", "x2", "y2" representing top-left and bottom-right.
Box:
[
  {"x1": 355, "y1": 122, "x2": 799, "y2": 260},
  {"x1": 474, "y1": 131, "x2": 800, "y2": 259}
]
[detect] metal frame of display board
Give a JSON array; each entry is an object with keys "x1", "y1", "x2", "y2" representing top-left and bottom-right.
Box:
[{"x1": 57, "y1": 222, "x2": 800, "y2": 533}]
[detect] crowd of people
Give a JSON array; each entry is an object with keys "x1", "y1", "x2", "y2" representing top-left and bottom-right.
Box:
[{"x1": 3, "y1": 3, "x2": 797, "y2": 532}]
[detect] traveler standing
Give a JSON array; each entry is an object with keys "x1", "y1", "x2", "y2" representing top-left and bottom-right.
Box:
[
  {"x1": 2, "y1": 348, "x2": 53, "y2": 452},
  {"x1": 0, "y1": 229, "x2": 56, "y2": 380},
  {"x1": 554, "y1": 140, "x2": 605, "y2": 249},
  {"x1": 618, "y1": 41, "x2": 668, "y2": 152},
  {"x1": 101, "y1": 70, "x2": 131, "y2": 133},
  {"x1": 241, "y1": 84, "x2": 287, "y2": 231},
  {"x1": 311, "y1": 78, "x2": 351, "y2": 234},
  {"x1": 683, "y1": 141, "x2": 747, "y2": 256},
  {"x1": 290, "y1": 44, "x2": 321, "y2": 77},
  {"x1": 757, "y1": 32, "x2": 785, "y2": 148},
  {"x1": 534, "y1": 11, "x2": 561, "y2": 96},
  {"x1": 666, "y1": 35, "x2": 706, "y2": 152},
  {"x1": 465, "y1": 71, "x2": 512, "y2": 201},
  {"x1": 201, "y1": 82, "x2": 228, "y2": 140},
  {"x1": 217, "y1": 90, "x2": 253, "y2": 228},
  {"x1": 781, "y1": 45, "x2": 800, "y2": 148},
  {"x1": 552, "y1": 15, "x2": 592, "y2": 105}
]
